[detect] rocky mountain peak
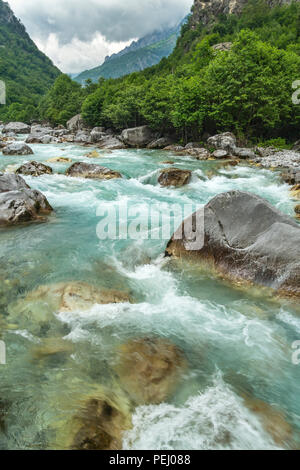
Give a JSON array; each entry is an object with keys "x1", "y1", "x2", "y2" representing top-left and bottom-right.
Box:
[{"x1": 190, "y1": 0, "x2": 299, "y2": 28}]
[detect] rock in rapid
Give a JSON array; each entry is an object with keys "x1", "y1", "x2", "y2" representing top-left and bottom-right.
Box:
[
  {"x1": 166, "y1": 190, "x2": 300, "y2": 298},
  {"x1": 66, "y1": 162, "x2": 122, "y2": 180},
  {"x1": 0, "y1": 173, "x2": 53, "y2": 226}
]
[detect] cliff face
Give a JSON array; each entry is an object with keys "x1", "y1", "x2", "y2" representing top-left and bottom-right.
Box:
[
  {"x1": 190, "y1": 0, "x2": 299, "y2": 28},
  {"x1": 0, "y1": 1, "x2": 27, "y2": 36}
]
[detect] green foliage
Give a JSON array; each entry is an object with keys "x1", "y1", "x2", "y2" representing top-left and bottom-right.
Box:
[
  {"x1": 257, "y1": 137, "x2": 292, "y2": 149},
  {"x1": 40, "y1": 1, "x2": 300, "y2": 142},
  {"x1": 38, "y1": 74, "x2": 85, "y2": 125},
  {"x1": 0, "y1": 0, "x2": 60, "y2": 121}
]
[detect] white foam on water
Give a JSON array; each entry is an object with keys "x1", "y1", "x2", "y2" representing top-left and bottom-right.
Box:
[
  {"x1": 123, "y1": 374, "x2": 280, "y2": 450},
  {"x1": 277, "y1": 309, "x2": 300, "y2": 335}
]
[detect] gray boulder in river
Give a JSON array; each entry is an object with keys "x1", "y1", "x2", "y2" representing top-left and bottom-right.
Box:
[
  {"x1": 16, "y1": 161, "x2": 53, "y2": 177},
  {"x1": 2, "y1": 142, "x2": 34, "y2": 156},
  {"x1": 66, "y1": 114, "x2": 86, "y2": 133},
  {"x1": 166, "y1": 191, "x2": 300, "y2": 298},
  {"x1": 121, "y1": 125, "x2": 157, "y2": 148},
  {"x1": 66, "y1": 162, "x2": 122, "y2": 180},
  {"x1": 0, "y1": 173, "x2": 53, "y2": 226},
  {"x1": 2, "y1": 122, "x2": 30, "y2": 134}
]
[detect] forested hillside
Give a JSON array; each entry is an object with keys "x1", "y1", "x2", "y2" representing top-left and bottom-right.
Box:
[
  {"x1": 40, "y1": 0, "x2": 300, "y2": 143},
  {"x1": 0, "y1": 0, "x2": 60, "y2": 122}
]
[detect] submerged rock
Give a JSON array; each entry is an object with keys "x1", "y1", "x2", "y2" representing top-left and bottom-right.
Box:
[
  {"x1": 0, "y1": 173, "x2": 53, "y2": 226},
  {"x1": 158, "y1": 168, "x2": 192, "y2": 187},
  {"x1": 115, "y1": 337, "x2": 187, "y2": 405},
  {"x1": 24, "y1": 281, "x2": 131, "y2": 314},
  {"x1": 244, "y1": 397, "x2": 293, "y2": 448},
  {"x1": 166, "y1": 191, "x2": 300, "y2": 298},
  {"x1": 47, "y1": 157, "x2": 72, "y2": 163},
  {"x1": 294, "y1": 204, "x2": 300, "y2": 219},
  {"x1": 121, "y1": 125, "x2": 156, "y2": 148},
  {"x1": 2, "y1": 142, "x2": 34, "y2": 156},
  {"x1": 31, "y1": 337, "x2": 74, "y2": 360},
  {"x1": 66, "y1": 162, "x2": 122, "y2": 180},
  {"x1": 71, "y1": 397, "x2": 130, "y2": 450},
  {"x1": 16, "y1": 161, "x2": 53, "y2": 177},
  {"x1": 55, "y1": 389, "x2": 132, "y2": 451},
  {"x1": 85, "y1": 150, "x2": 100, "y2": 158}
]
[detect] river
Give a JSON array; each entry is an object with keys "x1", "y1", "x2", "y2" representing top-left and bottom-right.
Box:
[{"x1": 0, "y1": 137, "x2": 299, "y2": 450}]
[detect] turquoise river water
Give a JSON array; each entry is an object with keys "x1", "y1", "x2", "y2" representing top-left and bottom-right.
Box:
[{"x1": 0, "y1": 137, "x2": 299, "y2": 450}]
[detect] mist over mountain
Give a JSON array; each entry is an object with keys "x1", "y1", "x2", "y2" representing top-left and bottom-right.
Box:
[{"x1": 74, "y1": 18, "x2": 187, "y2": 84}]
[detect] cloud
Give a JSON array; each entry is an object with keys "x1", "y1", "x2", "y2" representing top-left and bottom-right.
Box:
[
  {"x1": 8, "y1": 0, "x2": 193, "y2": 72},
  {"x1": 35, "y1": 34, "x2": 135, "y2": 73}
]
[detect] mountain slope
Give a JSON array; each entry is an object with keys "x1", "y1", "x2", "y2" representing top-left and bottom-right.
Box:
[
  {"x1": 74, "y1": 19, "x2": 187, "y2": 84},
  {"x1": 0, "y1": 0, "x2": 60, "y2": 121}
]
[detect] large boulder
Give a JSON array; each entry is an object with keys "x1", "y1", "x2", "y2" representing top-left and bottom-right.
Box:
[
  {"x1": 90, "y1": 127, "x2": 106, "y2": 143},
  {"x1": 232, "y1": 147, "x2": 256, "y2": 159},
  {"x1": 0, "y1": 173, "x2": 53, "y2": 226},
  {"x1": 66, "y1": 114, "x2": 85, "y2": 133},
  {"x1": 74, "y1": 130, "x2": 91, "y2": 144},
  {"x1": 166, "y1": 191, "x2": 300, "y2": 298},
  {"x1": 147, "y1": 137, "x2": 174, "y2": 149},
  {"x1": 0, "y1": 173, "x2": 29, "y2": 192},
  {"x1": 121, "y1": 125, "x2": 156, "y2": 148},
  {"x1": 2, "y1": 142, "x2": 34, "y2": 156},
  {"x1": 97, "y1": 135, "x2": 126, "y2": 150},
  {"x1": 30, "y1": 125, "x2": 54, "y2": 136},
  {"x1": 2, "y1": 122, "x2": 30, "y2": 134},
  {"x1": 158, "y1": 168, "x2": 192, "y2": 187},
  {"x1": 16, "y1": 161, "x2": 53, "y2": 177},
  {"x1": 212, "y1": 149, "x2": 229, "y2": 159},
  {"x1": 66, "y1": 162, "x2": 122, "y2": 180},
  {"x1": 115, "y1": 337, "x2": 187, "y2": 405},
  {"x1": 207, "y1": 132, "x2": 237, "y2": 152},
  {"x1": 26, "y1": 134, "x2": 57, "y2": 144}
]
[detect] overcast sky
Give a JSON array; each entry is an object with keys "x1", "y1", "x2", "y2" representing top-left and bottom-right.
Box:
[{"x1": 8, "y1": 0, "x2": 193, "y2": 73}]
